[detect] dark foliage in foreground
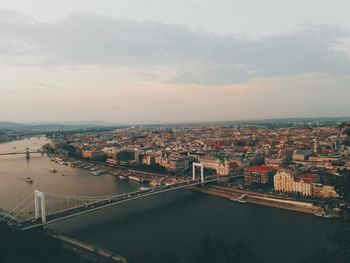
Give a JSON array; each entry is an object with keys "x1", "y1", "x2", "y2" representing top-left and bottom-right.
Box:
[
  {"x1": 128, "y1": 236, "x2": 263, "y2": 263},
  {"x1": 0, "y1": 222, "x2": 91, "y2": 263},
  {"x1": 2, "y1": 220, "x2": 350, "y2": 263}
]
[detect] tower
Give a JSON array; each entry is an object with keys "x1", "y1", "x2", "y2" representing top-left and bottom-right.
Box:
[
  {"x1": 192, "y1": 162, "x2": 204, "y2": 183},
  {"x1": 34, "y1": 190, "x2": 46, "y2": 223},
  {"x1": 313, "y1": 139, "x2": 318, "y2": 153},
  {"x1": 25, "y1": 147, "x2": 30, "y2": 160}
]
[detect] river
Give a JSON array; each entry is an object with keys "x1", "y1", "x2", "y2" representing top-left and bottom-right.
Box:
[{"x1": 0, "y1": 137, "x2": 342, "y2": 263}]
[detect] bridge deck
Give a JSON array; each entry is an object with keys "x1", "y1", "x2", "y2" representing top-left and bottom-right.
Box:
[
  {"x1": 0, "y1": 151, "x2": 42, "y2": 155},
  {"x1": 14, "y1": 177, "x2": 221, "y2": 230}
]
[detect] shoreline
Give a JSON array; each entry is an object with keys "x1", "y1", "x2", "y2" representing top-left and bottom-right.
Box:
[
  {"x1": 48, "y1": 154, "x2": 341, "y2": 218},
  {"x1": 52, "y1": 234, "x2": 127, "y2": 263},
  {"x1": 190, "y1": 185, "x2": 338, "y2": 217}
]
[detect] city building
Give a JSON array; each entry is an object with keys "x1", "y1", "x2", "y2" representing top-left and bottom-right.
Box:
[
  {"x1": 293, "y1": 150, "x2": 312, "y2": 161},
  {"x1": 274, "y1": 169, "x2": 295, "y2": 193},
  {"x1": 293, "y1": 174, "x2": 320, "y2": 196},
  {"x1": 244, "y1": 166, "x2": 276, "y2": 185},
  {"x1": 200, "y1": 157, "x2": 231, "y2": 176},
  {"x1": 273, "y1": 170, "x2": 338, "y2": 197},
  {"x1": 312, "y1": 184, "x2": 339, "y2": 198}
]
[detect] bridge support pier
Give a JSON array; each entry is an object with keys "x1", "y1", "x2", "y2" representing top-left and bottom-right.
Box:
[
  {"x1": 192, "y1": 162, "x2": 204, "y2": 184},
  {"x1": 34, "y1": 190, "x2": 46, "y2": 223},
  {"x1": 26, "y1": 148, "x2": 30, "y2": 160}
]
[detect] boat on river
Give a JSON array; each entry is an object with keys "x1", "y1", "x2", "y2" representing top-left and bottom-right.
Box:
[
  {"x1": 129, "y1": 175, "x2": 144, "y2": 183},
  {"x1": 91, "y1": 171, "x2": 102, "y2": 176},
  {"x1": 25, "y1": 177, "x2": 33, "y2": 183},
  {"x1": 230, "y1": 194, "x2": 247, "y2": 204},
  {"x1": 119, "y1": 172, "x2": 131, "y2": 180},
  {"x1": 314, "y1": 212, "x2": 334, "y2": 219}
]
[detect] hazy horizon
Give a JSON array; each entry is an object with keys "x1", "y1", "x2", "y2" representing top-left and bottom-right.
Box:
[
  {"x1": 2, "y1": 115, "x2": 350, "y2": 126},
  {"x1": 1, "y1": 1, "x2": 350, "y2": 123}
]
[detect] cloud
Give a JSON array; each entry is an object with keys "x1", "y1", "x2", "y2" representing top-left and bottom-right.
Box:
[
  {"x1": 33, "y1": 81, "x2": 65, "y2": 91},
  {"x1": 0, "y1": 9, "x2": 350, "y2": 85}
]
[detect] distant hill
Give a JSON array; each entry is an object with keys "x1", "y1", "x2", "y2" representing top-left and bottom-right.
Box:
[
  {"x1": 136, "y1": 117, "x2": 350, "y2": 127},
  {"x1": 27, "y1": 121, "x2": 118, "y2": 126},
  {"x1": 2, "y1": 117, "x2": 350, "y2": 130},
  {"x1": 0, "y1": 121, "x2": 126, "y2": 131},
  {"x1": 0, "y1": 122, "x2": 22, "y2": 129}
]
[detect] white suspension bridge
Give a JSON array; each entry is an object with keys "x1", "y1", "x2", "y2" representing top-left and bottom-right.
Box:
[{"x1": 1, "y1": 163, "x2": 229, "y2": 231}]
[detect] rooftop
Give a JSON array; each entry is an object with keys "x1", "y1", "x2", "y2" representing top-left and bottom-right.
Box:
[{"x1": 246, "y1": 165, "x2": 276, "y2": 173}]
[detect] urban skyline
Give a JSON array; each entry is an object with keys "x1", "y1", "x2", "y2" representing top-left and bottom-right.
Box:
[{"x1": 1, "y1": 2, "x2": 350, "y2": 263}]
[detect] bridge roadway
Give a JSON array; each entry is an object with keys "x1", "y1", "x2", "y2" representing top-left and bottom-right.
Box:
[
  {"x1": 0, "y1": 151, "x2": 42, "y2": 156},
  {"x1": 14, "y1": 176, "x2": 221, "y2": 231}
]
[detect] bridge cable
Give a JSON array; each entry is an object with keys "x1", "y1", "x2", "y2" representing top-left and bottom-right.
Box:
[
  {"x1": 0, "y1": 193, "x2": 33, "y2": 222},
  {"x1": 8, "y1": 200, "x2": 35, "y2": 224}
]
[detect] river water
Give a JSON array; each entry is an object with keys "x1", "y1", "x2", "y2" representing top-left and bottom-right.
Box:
[{"x1": 0, "y1": 137, "x2": 342, "y2": 262}]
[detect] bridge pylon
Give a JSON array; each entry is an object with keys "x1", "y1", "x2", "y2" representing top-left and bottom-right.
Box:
[
  {"x1": 192, "y1": 162, "x2": 204, "y2": 183},
  {"x1": 26, "y1": 147, "x2": 30, "y2": 160},
  {"x1": 34, "y1": 190, "x2": 46, "y2": 223}
]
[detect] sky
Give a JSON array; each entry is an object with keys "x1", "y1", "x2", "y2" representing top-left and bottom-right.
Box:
[{"x1": 0, "y1": 0, "x2": 350, "y2": 123}]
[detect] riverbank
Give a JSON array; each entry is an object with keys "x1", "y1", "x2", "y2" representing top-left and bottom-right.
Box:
[
  {"x1": 0, "y1": 219, "x2": 126, "y2": 263},
  {"x1": 49, "y1": 155, "x2": 190, "y2": 187},
  {"x1": 0, "y1": 221, "x2": 98, "y2": 263},
  {"x1": 190, "y1": 185, "x2": 339, "y2": 217},
  {"x1": 53, "y1": 234, "x2": 127, "y2": 263},
  {"x1": 48, "y1": 154, "x2": 339, "y2": 218}
]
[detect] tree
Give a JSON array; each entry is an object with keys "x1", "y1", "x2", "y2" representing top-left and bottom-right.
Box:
[
  {"x1": 0, "y1": 222, "x2": 93, "y2": 263},
  {"x1": 62, "y1": 143, "x2": 78, "y2": 158},
  {"x1": 328, "y1": 173, "x2": 350, "y2": 201},
  {"x1": 344, "y1": 128, "x2": 350, "y2": 137}
]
